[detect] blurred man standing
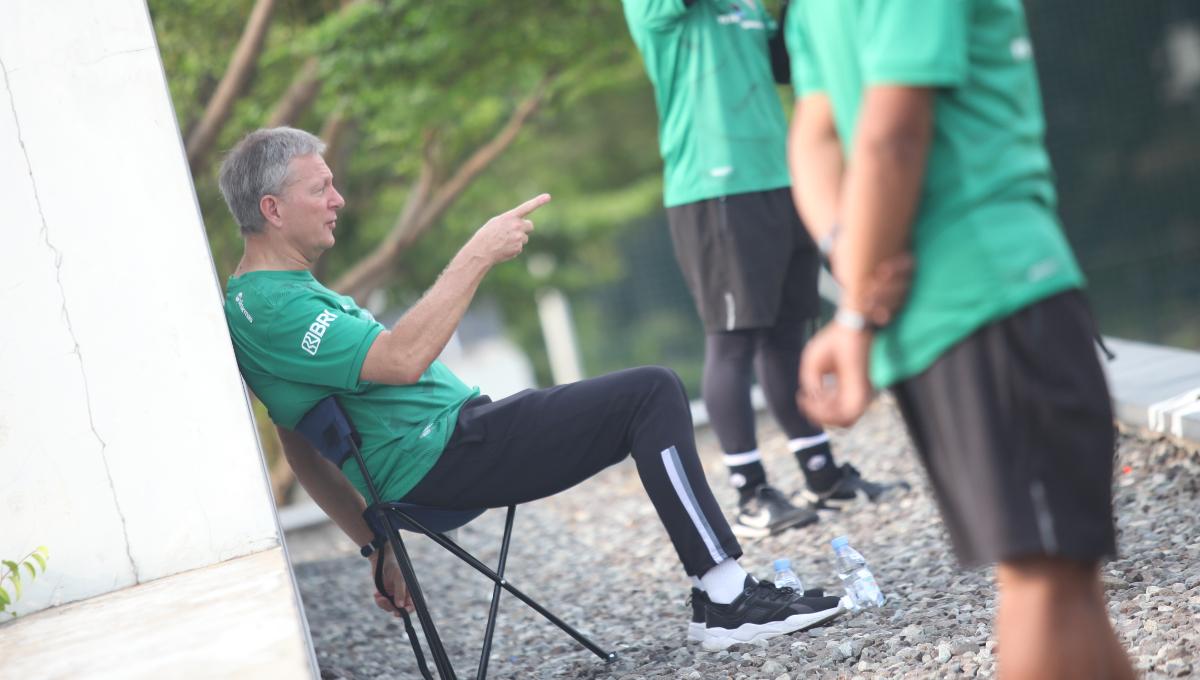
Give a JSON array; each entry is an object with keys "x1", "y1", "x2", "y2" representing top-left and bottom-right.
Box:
[
  {"x1": 622, "y1": 0, "x2": 896, "y2": 539},
  {"x1": 786, "y1": 2, "x2": 1133, "y2": 678}
]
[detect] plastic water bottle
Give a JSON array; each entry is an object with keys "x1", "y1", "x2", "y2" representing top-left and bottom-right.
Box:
[
  {"x1": 773, "y1": 558, "x2": 804, "y2": 591},
  {"x1": 831, "y1": 536, "x2": 885, "y2": 608}
]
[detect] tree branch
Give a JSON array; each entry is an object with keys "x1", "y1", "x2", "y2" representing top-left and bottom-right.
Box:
[
  {"x1": 265, "y1": 57, "x2": 322, "y2": 128},
  {"x1": 186, "y1": 0, "x2": 278, "y2": 176},
  {"x1": 263, "y1": 0, "x2": 368, "y2": 130},
  {"x1": 331, "y1": 74, "x2": 556, "y2": 301},
  {"x1": 415, "y1": 74, "x2": 554, "y2": 230},
  {"x1": 333, "y1": 129, "x2": 441, "y2": 301}
]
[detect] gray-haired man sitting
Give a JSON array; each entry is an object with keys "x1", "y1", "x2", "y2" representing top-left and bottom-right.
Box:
[{"x1": 217, "y1": 126, "x2": 843, "y2": 650}]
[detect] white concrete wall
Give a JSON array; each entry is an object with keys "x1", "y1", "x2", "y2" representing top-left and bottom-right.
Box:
[{"x1": 0, "y1": 0, "x2": 281, "y2": 616}]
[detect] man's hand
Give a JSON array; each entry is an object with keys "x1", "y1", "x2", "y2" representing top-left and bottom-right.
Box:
[
  {"x1": 797, "y1": 320, "x2": 874, "y2": 428},
  {"x1": 469, "y1": 193, "x2": 551, "y2": 265},
  {"x1": 859, "y1": 252, "x2": 914, "y2": 328},
  {"x1": 827, "y1": 244, "x2": 914, "y2": 329},
  {"x1": 370, "y1": 551, "x2": 414, "y2": 616}
]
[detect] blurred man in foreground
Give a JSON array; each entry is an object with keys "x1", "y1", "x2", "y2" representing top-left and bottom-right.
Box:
[{"x1": 786, "y1": 2, "x2": 1132, "y2": 678}]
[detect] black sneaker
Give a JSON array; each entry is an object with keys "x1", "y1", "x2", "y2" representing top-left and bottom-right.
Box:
[
  {"x1": 798, "y1": 463, "x2": 910, "y2": 510},
  {"x1": 733, "y1": 486, "x2": 818, "y2": 538},
  {"x1": 701, "y1": 576, "x2": 844, "y2": 651},
  {"x1": 687, "y1": 588, "x2": 708, "y2": 643},
  {"x1": 688, "y1": 585, "x2": 826, "y2": 643}
]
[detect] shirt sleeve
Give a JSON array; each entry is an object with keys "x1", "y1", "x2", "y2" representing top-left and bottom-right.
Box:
[
  {"x1": 859, "y1": 0, "x2": 968, "y2": 88},
  {"x1": 622, "y1": 0, "x2": 691, "y2": 31},
  {"x1": 261, "y1": 292, "x2": 384, "y2": 391},
  {"x1": 784, "y1": 4, "x2": 825, "y2": 97}
]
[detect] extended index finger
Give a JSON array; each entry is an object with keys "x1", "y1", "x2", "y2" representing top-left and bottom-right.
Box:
[{"x1": 508, "y1": 193, "x2": 551, "y2": 217}]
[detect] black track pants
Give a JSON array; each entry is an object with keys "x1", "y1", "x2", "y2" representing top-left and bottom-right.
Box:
[
  {"x1": 401, "y1": 366, "x2": 743, "y2": 576},
  {"x1": 702, "y1": 324, "x2": 825, "y2": 454}
]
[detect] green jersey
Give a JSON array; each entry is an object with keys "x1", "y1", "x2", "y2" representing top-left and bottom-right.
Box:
[
  {"x1": 785, "y1": 0, "x2": 1085, "y2": 387},
  {"x1": 223, "y1": 270, "x2": 479, "y2": 501},
  {"x1": 624, "y1": 0, "x2": 791, "y2": 207}
]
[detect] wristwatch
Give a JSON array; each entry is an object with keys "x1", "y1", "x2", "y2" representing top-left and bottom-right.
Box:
[
  {"x1": 834, "y1": 308, "x2": 875, "y2": 333},
  {"x1": 360, "y1": 536, "x2": 385, "y2": 558}
]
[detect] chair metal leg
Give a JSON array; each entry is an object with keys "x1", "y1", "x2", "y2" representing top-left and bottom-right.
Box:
[
  {"x1": 354, "y1": 442, "x2": 458, "y2": 679},
  {"x1": 388, "y1": 506, "x2": 618, "y2": 665},
  {"x1": 474, "y1": 505, "x2": 515, "y2": 680},
  {"x1": 377, "y1": 510, "x2": 459, "y2": 680}
]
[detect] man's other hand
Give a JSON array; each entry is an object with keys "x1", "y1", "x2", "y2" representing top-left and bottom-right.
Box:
[
  {"x1": 470, "y1": 193, "x2": 551, "y2": 265},
  {"x1": 370, "y1": 551, "x2": 414, "y2": 616},
  {"x1": 862, "y1": 252, "x2": 914, "y2": 327},
  {"x1": 827, "y1": 248, "x2": 914, "y2": 328},
  {"x1": 797, "y1": 321, "x2": 874, "y2": 428}
]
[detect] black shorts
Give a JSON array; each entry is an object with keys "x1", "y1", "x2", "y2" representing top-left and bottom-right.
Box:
[
  {"x1": 666, "y1": 188, "x2": 820, "y2": 333},
  {"x1": 892, "y1": 290, "x2": 1117, "y2": 568}
]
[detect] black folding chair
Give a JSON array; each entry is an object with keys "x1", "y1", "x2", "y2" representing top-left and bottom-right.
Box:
[{"x1": 294, "y1": 396, "x2": 618, "y2": 680}]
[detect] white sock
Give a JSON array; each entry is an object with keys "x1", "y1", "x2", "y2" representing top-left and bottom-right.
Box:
[
  {"x1": 787, "y1": 433, "x2": 830, "y2": 453},
  {"x1": 722, "y1": 448, "x2": 762, "y2": 466},
  {"x1": 699, "y1": 558, "x2": 749, "y2": 604},
  {"x1": 690, "y1": 576, "x2": 704, "y2": 590}
]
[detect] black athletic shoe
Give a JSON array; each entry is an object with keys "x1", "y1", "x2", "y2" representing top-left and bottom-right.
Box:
[
  {"x1": 687, "y1": 588, "x2": 708, "y2": 643},
  {"x1": 733, "y1": 485, "x2": 818, "y2": 538},
  {"x1": 688, "y1": 585, "x2": 826, "y2": 643},
  {"x1": 701, "y1": 576, "x2": 844, "y2": 651},
  {"x1": 798, "y1": 463, "x2": 910, "y2": 510}
]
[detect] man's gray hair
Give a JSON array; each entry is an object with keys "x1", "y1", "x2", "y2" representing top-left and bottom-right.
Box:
[{"x1": 218, "y1": 127, "x2": 327, "y2": 235}]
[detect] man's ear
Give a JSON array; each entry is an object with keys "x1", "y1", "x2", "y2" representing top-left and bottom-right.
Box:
[{"x1": 260, "y1": 194, "x2": 283, "y2": 228}]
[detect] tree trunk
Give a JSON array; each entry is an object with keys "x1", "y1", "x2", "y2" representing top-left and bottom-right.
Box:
[{"x1": 185, "y1": 0, "x2": 278, "y2": 177}]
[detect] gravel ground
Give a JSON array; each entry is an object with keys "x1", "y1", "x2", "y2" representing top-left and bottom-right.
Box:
[{"x1": 289, "y1": 395, "x2": 1200, "y2": 679}]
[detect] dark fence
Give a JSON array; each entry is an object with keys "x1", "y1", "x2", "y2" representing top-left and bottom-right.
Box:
[{"x1": 1030, "y1": 0, "x2": 1200, "y2": 348}]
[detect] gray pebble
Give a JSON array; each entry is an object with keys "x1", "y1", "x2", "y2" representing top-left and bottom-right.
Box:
[
  {"x1": 760, "y1": 659, "x2": 786, "y2": 675},
  {"x1": 936, "y1": 643, "x2": 953, "y2": 663}
]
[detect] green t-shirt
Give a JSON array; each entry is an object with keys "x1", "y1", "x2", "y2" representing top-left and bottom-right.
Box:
[
  {"x1": 624, "y1": 0, "x2": 792, "y2": 207},
  {"x1": 223, "y1": 270, "x2": 479, "y2": 501},
  {"x1": 785, "y1": 0, "x2": 1085, "y2": 387}
]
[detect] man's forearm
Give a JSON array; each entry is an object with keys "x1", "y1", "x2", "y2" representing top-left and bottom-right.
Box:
[
  {"x1": 277, "y1": 426, "x2": 376, "y2": 547},
  {"x1": 835, "y1": 87, "x2": 932, "y2": 312},
  {"x1": 788, "y1": 98, "x2": 844, "y2": 246},
  {"x1": 376, "y1": 246, "x2": 491, "y2": 382},
  {"x1": 362, "y1": 195, "x2": 545, "y2": 385}
]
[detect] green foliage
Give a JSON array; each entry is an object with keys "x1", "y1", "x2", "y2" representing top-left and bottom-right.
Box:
[
  {"x1": 0, "y1": 546, "x2": 50, "y2": 618},
  {"x1": 148, "y1": 0, "x2": 670, "y2": 386},
  {"x1": 149, "y1": 0, "x2": 653, "y2": 281}
]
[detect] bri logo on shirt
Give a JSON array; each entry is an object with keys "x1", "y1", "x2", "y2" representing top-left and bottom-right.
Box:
[{"x1": 301, "y1": 310, "x2": 339, "y2": 356}]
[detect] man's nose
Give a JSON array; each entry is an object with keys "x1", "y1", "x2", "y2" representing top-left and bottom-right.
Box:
[{"x1": 330, "y1": 187, "x2": 346, "y2": 210}]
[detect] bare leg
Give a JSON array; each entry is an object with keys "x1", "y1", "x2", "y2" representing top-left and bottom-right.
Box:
[{"x1": 995, "y1": 558, "x2": 1133, "y2": 680}]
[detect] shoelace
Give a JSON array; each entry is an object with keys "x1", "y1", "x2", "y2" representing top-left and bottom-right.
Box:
[{"x1": 750, "y1": 579, "x2": 800, "y2": 602}]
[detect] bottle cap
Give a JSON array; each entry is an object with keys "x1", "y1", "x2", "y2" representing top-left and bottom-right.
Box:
[
  {"x1": 773, "y1": 558, "x2": 791, "y2": 570},
  {"x1": 831, "y1": 536, "x2": 849, "y2": 549}
]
